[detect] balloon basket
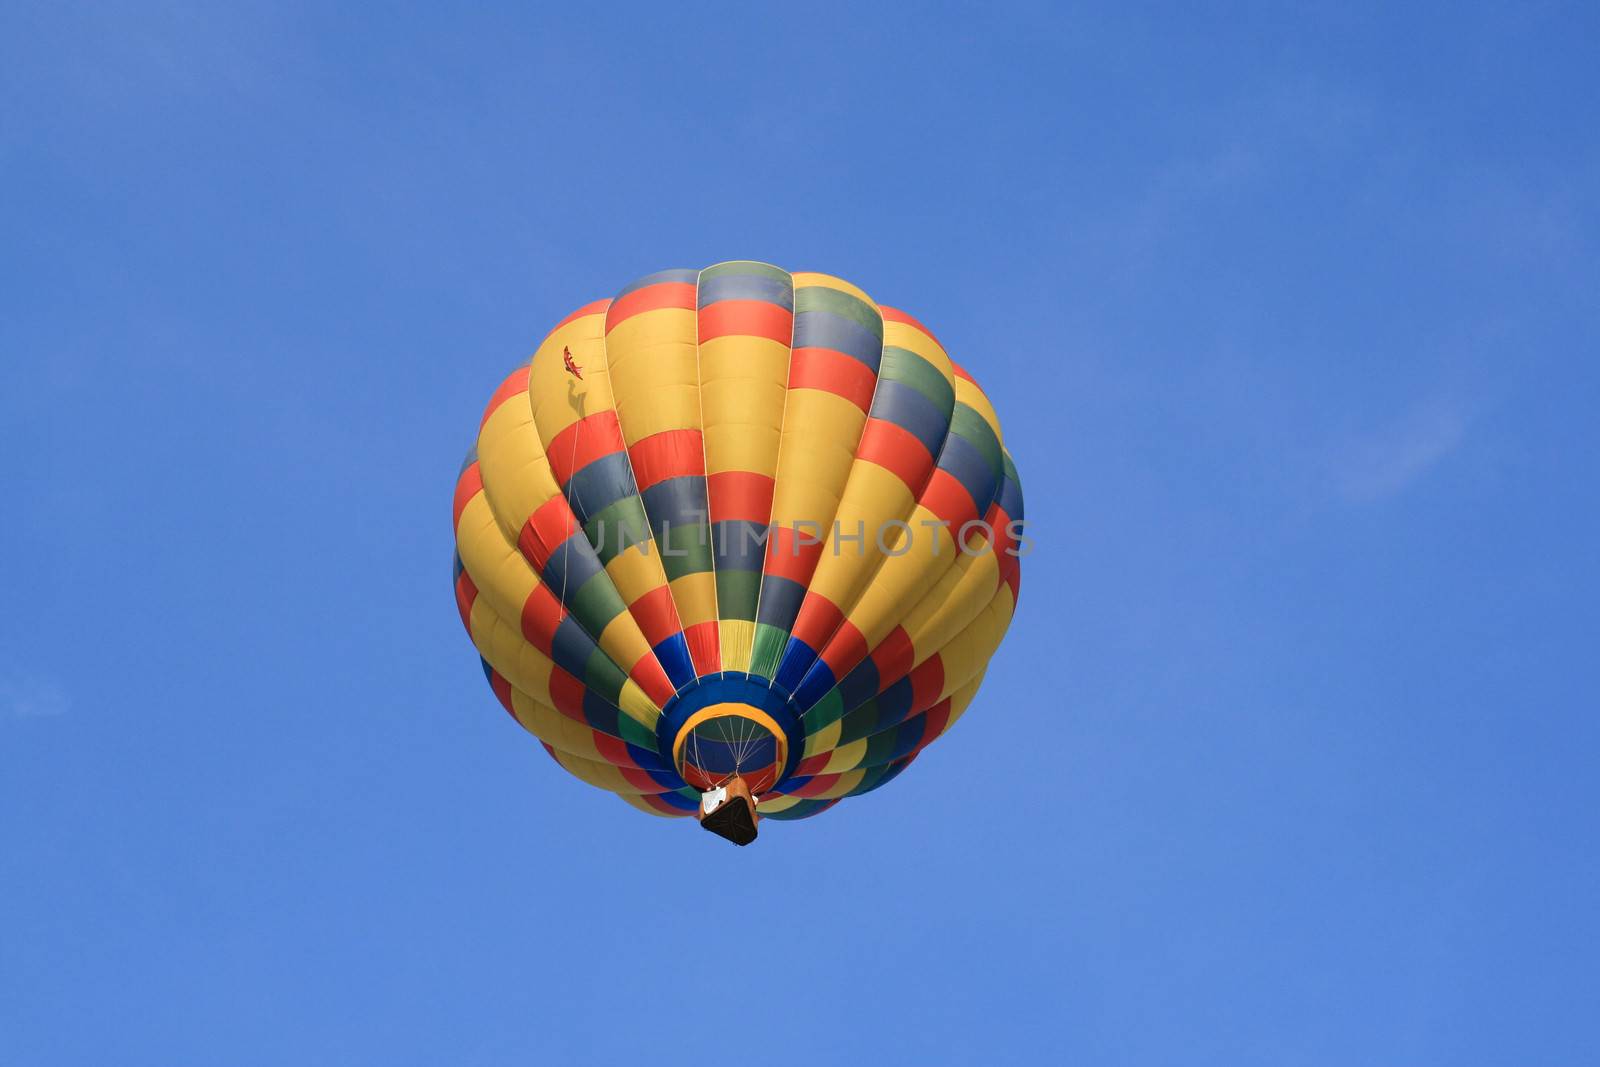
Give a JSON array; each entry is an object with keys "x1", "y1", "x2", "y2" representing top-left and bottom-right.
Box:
[{"x1": 698, "y1": 776, "x2": 759, "y2": 846}]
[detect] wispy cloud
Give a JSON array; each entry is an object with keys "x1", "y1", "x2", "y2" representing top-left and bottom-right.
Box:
[
  {"x1": 1331, "y1": 396, "x2": 1476, "y2": 503},
  {"x1": 2, "y1": 675, "x2": 70, "y2": 719},
  {"x1": 1114, "y1": 78, "x2": 1373, "y2": 273}
]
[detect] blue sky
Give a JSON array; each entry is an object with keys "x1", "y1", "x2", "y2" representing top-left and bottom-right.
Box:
[{"x1": 3, "y1": 3, "x2": 1597, "y2": 1063}]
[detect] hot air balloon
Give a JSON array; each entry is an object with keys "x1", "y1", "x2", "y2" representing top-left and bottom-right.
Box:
[{"x1": 451, "y1": 263, "x2": 1024, "y2": 843}]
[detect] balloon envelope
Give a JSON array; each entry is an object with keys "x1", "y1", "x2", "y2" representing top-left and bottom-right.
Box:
[{"x1": 451, "y1": 263, "x2": 1023, "y2": 822}]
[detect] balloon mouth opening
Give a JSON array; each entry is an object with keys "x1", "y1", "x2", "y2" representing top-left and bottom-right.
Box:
[
  {"x1": 672, "y1": 703, "x2": 787, "y2": 795},
  {"x1": 656, "y1": 673, "x2": 805, "y2": 794}
]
